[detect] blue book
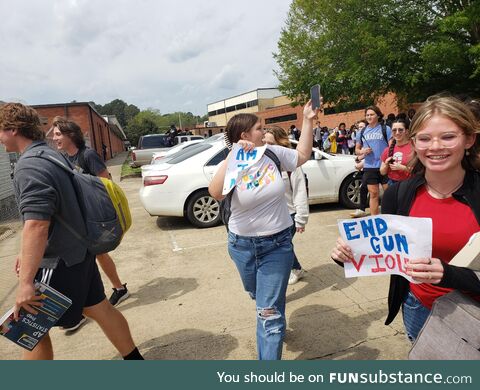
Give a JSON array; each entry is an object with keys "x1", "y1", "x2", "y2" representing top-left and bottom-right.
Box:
[{"x1": 0, "y1": 282, "x2": 72, "y2": 351}]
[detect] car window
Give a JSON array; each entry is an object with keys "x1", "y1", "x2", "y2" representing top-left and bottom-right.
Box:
[
  {"x1": 140, "y1": 135, "x2": 169, "y2": 148},
  {"x1": 191, "y1": 136, "x2": 204, "y2": 141},
  {"x1": 206, "y1": 147, "x2": 229, "y2": 166},
  {"x1": 168, "y1": 144, "x2": 213, "y2": 164},
  {"x1": 204, "y1": 134, "x2": 224, "y2": 144}
]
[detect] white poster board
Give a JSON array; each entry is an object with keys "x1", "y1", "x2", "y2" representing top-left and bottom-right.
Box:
[
  {"x1": 222, "y1": 144, "x2": 266, "y2": 195},
  {"x1": 337, "y1": 214, "x2": 433, "y2": 283}
]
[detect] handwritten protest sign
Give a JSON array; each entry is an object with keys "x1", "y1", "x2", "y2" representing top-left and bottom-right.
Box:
[
  {"x1": 337, "y1": 215, "x2": 432, "y2": 283},
  {"x1": 222, "y1": 144, "x2": 266, "y2": 195}
]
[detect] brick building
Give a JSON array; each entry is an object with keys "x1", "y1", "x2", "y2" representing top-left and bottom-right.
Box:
[
  {"x1": 254, "y1": 93, "x2": 400, "y2": 130},
  {"x1": 208, "y1": 90, "x2": 403, "y2": 131},
  {"x1": 32, "y1": 102, "x2": 127, "y2": 160}
]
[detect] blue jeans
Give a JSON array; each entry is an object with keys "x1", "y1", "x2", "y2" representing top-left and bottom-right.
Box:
[
  {"x1": 402, "y1": 291, "x2": 431, "y2": 343},
  {"x1": 228, "y1": 226, "x2": 294, "y2": 360}
]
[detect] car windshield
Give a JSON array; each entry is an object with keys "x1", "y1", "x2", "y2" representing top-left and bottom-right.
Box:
[
  {"x1": 140, "y1": 135, "x2": 170, "y2": 148},
  {"x1": 168, "y1": 143, "x2": 213, "y2": 164}
]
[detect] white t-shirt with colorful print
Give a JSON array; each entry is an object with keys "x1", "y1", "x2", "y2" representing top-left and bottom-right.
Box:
[{"x1": 228, "y1": 144, "x2": 298, "y2": 236}]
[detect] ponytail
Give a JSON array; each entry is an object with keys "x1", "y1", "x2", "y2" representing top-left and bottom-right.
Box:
[{"x1": 387, "y1": 139, "x2": 396, "y2": 158}]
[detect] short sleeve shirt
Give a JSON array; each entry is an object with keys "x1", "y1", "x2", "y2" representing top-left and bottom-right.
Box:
[
  {"x1": 380, "y1": 142, "x2": 413, "y2": 182},
  {"x1": 228, "y1": 144, "x2": 298, "y2": 236},
  {"x1": 356, "y1": 124, "x2": 392, "y2": 168},
  {"x1": 67, "y1": 147, "x2": 106, "y2": 176}
]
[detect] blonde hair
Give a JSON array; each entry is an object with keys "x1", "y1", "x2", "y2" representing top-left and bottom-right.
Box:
[
  {"x1": 264, "y1": 126, "x2": 291, "y2": 148},
  {"x1": 409, "y1": 95, "x2": 480, "y2": 173}
]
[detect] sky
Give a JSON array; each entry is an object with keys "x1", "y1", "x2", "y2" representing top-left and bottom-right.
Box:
[{"x1": 0, "y1": 0, "x2": 292, "y2": 116}]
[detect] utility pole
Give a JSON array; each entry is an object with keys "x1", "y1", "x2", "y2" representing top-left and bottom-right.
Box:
[{"x1": 178, "y1": 113, "x2": 182, "y2": 130}]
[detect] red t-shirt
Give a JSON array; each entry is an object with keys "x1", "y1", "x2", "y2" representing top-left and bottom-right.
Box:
[
  {"x1": 381, "y1": 142, "x2": 413, "y2": 182},
  {"x1": 409, "y1": 186, "x2": 480, "y2": 309}
]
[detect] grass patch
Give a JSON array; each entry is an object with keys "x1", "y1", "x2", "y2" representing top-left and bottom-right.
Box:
[{"x1": 121, "y1": 154, "x2": 141, "y2": 179}]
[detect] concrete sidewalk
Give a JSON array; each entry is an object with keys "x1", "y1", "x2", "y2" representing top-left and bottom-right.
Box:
[{"x1": 106, "y1": 151, "x2": 129, "y2": 182}]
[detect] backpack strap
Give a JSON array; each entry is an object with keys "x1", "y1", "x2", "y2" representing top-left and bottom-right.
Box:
[
  {"x1": 264, "y1": 148, "x2": 282, "y2": 172},
  {"x1": 220, "y1": 147, "x2": 282, "y2": 231},
  {"x1": 286, "y1": 171, "x2": 293, "y2": 191},
  {"x1": 360, "y1": 124, "x2": 389, "y2": 148},
  {"x1": 381, "y1": 123, "x2": 389, "y2": 144},
  {"x1": 26, "y1": 150, "x2": 90, "y2": 247},
  {"x1": 31, "y1": 150, "x2": 76, "y2": 175}
]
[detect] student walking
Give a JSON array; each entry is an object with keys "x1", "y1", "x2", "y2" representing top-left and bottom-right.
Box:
[
  {"x1": 332, "y1": 95, "x2": 480, "y2": 343},
  {"x1": 263, "y1": 126, "x2": 309, "y2": 285},
  {"x1": 0, "y1": 103, "x2": 143, "y2": 360},
  {"x1": 355, "y1": 106, "x2": 391, "y2": 215},
  {"x1": 209, "y1": 102, "x2": 318, "y2": 360},
  {"x1": 350, "y1": 120, "x2": 369, "y2": 218},
  {"x1": 52, "y1": 117, "x2": 130, "y2": 306}
]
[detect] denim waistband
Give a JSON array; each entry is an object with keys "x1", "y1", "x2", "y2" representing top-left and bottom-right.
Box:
[{"x1": 228, "y1": 226, "x2": 292, "y2": 242}]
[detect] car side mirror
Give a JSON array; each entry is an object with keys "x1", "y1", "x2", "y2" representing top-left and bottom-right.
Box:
[{"x1": 314, "y1": 151, "x2": 323, "y2": 160}]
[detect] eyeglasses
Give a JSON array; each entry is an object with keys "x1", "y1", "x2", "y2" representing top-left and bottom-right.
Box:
[
  {"x1": 413, "y1": 132, "x2": 464, "y2": 150},
  {"x1": 392, "y1": 128, "x2": 405, "y2": 133}
]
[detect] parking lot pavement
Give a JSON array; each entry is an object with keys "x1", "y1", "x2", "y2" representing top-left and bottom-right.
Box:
[{"x1": 0, "y1": 156, "x2": 411, "y2": 360}]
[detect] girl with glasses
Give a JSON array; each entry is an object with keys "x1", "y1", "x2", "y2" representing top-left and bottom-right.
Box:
[
  {"x1": 380, "y1": 118, "x2": 412, "y2": 185},
  {"x1": 332, "y1": 95, "x2": 480, "y2": 345}
]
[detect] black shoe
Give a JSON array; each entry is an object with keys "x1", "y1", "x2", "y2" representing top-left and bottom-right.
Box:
[
  {"x1": 60, "y1": 316, "x2": 87, "y2": 332},
  {"x1": 109, "y1": 284, "x2": 130, "y2": 306}
]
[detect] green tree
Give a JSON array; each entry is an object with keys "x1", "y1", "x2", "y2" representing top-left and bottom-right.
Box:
[
  {"x1": 94, "y1": 99, "x2": 140, "y2": 128},
  {"x1": 126, "y1": 110, "x2": 164, "y2": 146},
  {"x1": 274, "y1": 0, "x2": 480, "y2": 108}
]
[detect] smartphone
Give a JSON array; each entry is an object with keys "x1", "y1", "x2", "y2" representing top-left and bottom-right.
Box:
[{"x1": 310, "y1": 84, "x2": 321, "y2": 110}]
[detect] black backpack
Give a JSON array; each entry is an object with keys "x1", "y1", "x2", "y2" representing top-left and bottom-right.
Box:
[{"x1": 220, "y1": 148, "x2": 282, "y2": 229}]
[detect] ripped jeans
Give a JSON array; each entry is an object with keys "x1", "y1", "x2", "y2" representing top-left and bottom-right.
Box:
[{"x1": 228, "y1": 226, "x2": 294, "y2": 360}]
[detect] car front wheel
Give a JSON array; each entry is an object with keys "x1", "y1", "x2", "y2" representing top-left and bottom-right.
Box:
[
  {"x1": 186, "y1": 190, "x2": 221, "y2": 228},
  {"x1": 339, "y1": 173, "x2": 362, "y2": 209}
]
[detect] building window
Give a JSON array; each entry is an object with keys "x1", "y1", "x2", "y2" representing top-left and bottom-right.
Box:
[
  {"x1": 235, "y1": 103, "x2": 247, "y2": 110},
  {"x1": 265, "y1": 113, "x2": 298, "y2": 124},
  {"x1": 246, "y1": 99, "x2": 258, "y2": 108}
]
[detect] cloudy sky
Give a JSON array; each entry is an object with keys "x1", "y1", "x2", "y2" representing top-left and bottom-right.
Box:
[{"x1": 0, "y1": 0, "x2": 292, "y2": 115}]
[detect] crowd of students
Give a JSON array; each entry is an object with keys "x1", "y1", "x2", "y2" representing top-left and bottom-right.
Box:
[{"x1": 0, "y1": 93, "x2": 479, "y2": 361}]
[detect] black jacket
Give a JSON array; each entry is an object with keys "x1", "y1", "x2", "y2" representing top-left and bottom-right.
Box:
[{"x1": 381, "y1": 170, "x2": 480, "y2": 325}]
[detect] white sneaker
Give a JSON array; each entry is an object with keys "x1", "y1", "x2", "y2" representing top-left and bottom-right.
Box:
[
  {"x1": 350, "y1": 209, "x2": 367, "y2": 218},
  {"x1": 288, "y1": 269, "x2": 305, "y2": 285}
]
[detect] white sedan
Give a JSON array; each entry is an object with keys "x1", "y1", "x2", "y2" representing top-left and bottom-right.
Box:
[{"x1": 139, "y1": 138, "x2": 362, "y2": 228}]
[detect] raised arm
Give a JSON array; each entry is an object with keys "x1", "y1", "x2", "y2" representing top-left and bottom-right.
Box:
[{"x1": 296, "y1": 101, "x2": 319, "y2": 167}]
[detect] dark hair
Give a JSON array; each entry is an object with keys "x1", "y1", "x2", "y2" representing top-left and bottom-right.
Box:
[
  {"x1": 0, "y1": 103, "x2": 45, "y2": 141},
  {"x1": 290, "y1": 124, "x2": 296, "y2": 130},
  {"x1": 387, "y1": 119, "x2": 409, "y2": 158},
  {"x1": 225, "y1": 113, "x2": 259, "y2": 145},
  {"x1": 52, "y1": 116, "x2": 85, "y2": 149},
  {"x1": 365, "y1": 105, "x2": 384, "y2": 119},
  {"x1": 339, "y1": 122, "x2": 346, "y2": 128}
]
